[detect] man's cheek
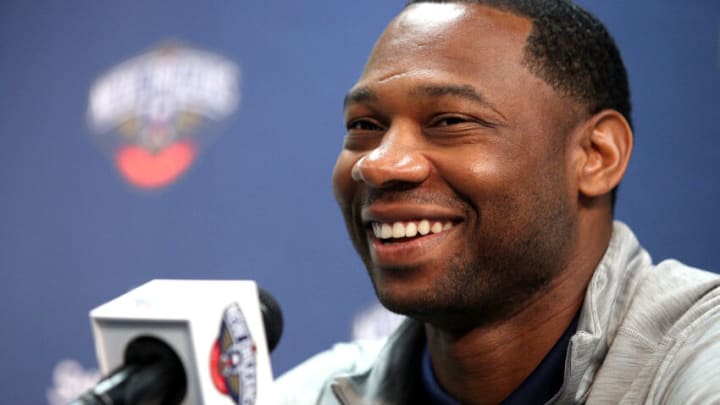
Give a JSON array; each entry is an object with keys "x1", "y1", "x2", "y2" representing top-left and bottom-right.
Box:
[{"x1": 331, "y1": 162, "x2": 357, "y2": 204}]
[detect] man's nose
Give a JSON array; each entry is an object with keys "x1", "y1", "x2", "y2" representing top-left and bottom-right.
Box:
[{"x1": 351, "y1": 126, "x2": 431, "y2": 188}]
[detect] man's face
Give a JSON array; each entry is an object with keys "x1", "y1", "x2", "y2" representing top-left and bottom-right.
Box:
[{"x1": 333, "y1": 4, "x2": 583, "y2": 328}]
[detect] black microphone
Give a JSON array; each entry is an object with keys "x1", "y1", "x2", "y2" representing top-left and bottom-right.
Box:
[
  {"x1": 257, "y1": 288, "x2": 284, "y2": 353},
  {"x1": 70, "y1": 283, "x2": 283, "y2": 405}
]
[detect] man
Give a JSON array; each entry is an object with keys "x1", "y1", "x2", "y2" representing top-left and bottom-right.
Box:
[{"x1": 278, "y1": 1, "x2": 720, "y2": 403}]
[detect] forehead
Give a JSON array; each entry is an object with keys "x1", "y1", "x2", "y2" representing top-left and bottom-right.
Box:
[{"x1": 361, "y1": 3, "x2": 533, "y2": 84}]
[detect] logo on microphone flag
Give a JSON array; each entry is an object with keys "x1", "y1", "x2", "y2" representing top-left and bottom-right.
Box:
[
  {"x1": 87, "y1": 43, "x2": 240, "y2": 190},
  {"x1": 210, "y1": 302, "x2": 258, "y2": 405}
]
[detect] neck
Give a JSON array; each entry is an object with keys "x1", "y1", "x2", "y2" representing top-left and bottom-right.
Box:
[{"x1": 425, "y1": 219, "x2": 612, "y2": 405}]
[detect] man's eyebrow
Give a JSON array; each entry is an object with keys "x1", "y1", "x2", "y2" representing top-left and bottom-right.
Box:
[
  {"x1": 343, "y1": 87, "x2": 378, "y2": 109},
  {"x1": 413, "y1": 84, "x2": 505, "y2": 120},
  {"x1": 411, "y1": 84, "x2": 489, "y2": 105},
  {"x1": 343, "y1": 84, "x2": 502, "y2": 117}
]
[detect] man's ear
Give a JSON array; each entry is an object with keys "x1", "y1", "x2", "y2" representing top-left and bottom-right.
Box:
[{"x1": 574, "y1": 110, "x2": 633, "y2": 198}]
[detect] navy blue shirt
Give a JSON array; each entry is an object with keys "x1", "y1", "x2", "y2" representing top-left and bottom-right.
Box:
[{"x1": 421, "y1": 316, "x2": 579, "y2": 404}]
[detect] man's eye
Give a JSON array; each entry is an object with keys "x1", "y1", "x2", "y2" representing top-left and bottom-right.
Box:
[
  {"x1": 347, "y1": 120, "x2": 382, "y2": 131},
  {"x1": 435, "y1": 116, "x2": 468, "y2": 127}
]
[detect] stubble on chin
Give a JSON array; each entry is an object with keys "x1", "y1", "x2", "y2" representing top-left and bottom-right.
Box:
[{"x1": 370, "y1": 251, "x2": 555, "y2": 331}]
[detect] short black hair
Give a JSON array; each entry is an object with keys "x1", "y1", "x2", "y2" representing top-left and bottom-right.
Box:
[
  {"x1": 406, "y1": 0, "x2": 631, "y2": 204},
  {"x1": 406, "y1": 0, "x2": 632, "y2": 127}
]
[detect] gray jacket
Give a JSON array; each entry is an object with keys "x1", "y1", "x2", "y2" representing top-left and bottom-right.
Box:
[{"x1": 277, "y1": 222, "x2": 720, "y2": 404}]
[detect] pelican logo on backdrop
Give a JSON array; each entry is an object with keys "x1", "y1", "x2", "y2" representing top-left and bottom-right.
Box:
[
  {"x1": 87, "y1": 44, "x2": 240, "y2": 189},
  {"x1": 210, "y1": 302, "x2": 258, "y2": 405}
]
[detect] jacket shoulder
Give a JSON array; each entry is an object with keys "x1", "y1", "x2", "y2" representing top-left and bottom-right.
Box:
[
  {"x1": 618, "y1": 259, "x2": 720, "y2": 346},
  {"x1": 274, "y1": 339, "x2": 386, "y2": 405},
  {"x1": 590, "y1": 260, "x2": 720, "y2": 403}
]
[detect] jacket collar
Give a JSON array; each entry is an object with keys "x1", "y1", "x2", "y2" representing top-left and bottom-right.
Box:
[
  {"x1": 331, "y1": 319, "x2": 426, "y2": 405},
  {"x1": 554, "y1": 221, "x2": 652, "y2": 402}
]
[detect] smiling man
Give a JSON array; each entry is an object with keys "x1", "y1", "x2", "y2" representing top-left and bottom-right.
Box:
[{"x1": 278, "y1": 1, "x2": 720, "y2": 404}]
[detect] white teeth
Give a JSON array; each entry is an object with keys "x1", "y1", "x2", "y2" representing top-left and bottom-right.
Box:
[
  {"x1": 431, "y1": 222, "x2": 443, "y2": 234},
  {"x1": 405, "y1": 222, "x2": 418, "y2": 237},
  {"x1": 372, "y1": 222, "x2": 382, "y2": 239},
  {"x1": 392, "y1": 222, "x2": 405, "y2": 238},
  {"x1": 372, "y1": 219, "x2": 454, "y2": 239},
  {"x1": 381, "y1": 223, "x2": 393, "y2": 239},
  {"x1": 418, "y1": 220, "x2": 430, "y2": 235}
]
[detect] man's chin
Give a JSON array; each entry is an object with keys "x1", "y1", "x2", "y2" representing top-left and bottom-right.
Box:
[
  {"x1": 380, "y1": 302, "x2": 487, "y2": 333},
  {"x1": 373, "y1": 284, "x2": 524, "y2": 332},
  {"x1": 371, "y1": 270, "x2": 467, "y2": 317},
  {"x1": 373, "y1": 284, "x2": 433, "y2": 314},
  {"x1": 375, "y1": 289, "x2": 465, "y2": 327}
]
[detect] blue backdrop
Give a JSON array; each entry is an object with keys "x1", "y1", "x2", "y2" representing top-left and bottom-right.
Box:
[{"x1": 1, "y1": 1, "x2": 719, "y2": 403}]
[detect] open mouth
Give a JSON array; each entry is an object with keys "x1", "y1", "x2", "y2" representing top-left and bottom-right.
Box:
[{"x1": 370, "y1": 220, "x2": 454, "y2": 244}]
